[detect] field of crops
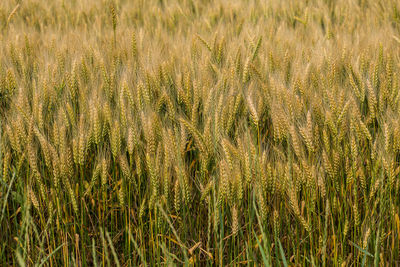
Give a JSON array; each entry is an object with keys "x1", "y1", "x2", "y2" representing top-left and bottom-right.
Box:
[{"x1": 1, "y1": 0, "x2": 400, "y2": 265}]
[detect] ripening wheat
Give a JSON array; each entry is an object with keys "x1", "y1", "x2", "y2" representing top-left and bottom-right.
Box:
[{"x1": 0, "y1": 0, "x2": 399, "y2": 265}]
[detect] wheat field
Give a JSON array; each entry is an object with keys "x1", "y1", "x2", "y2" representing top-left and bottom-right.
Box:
[{"x1": 1, "y1": 0, "x2": 400, "y2": 266}]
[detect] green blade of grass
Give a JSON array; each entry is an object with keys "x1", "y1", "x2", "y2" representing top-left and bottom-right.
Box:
[{"x1": 278, "y1": 239, "x2": 288, "y2": 267}]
